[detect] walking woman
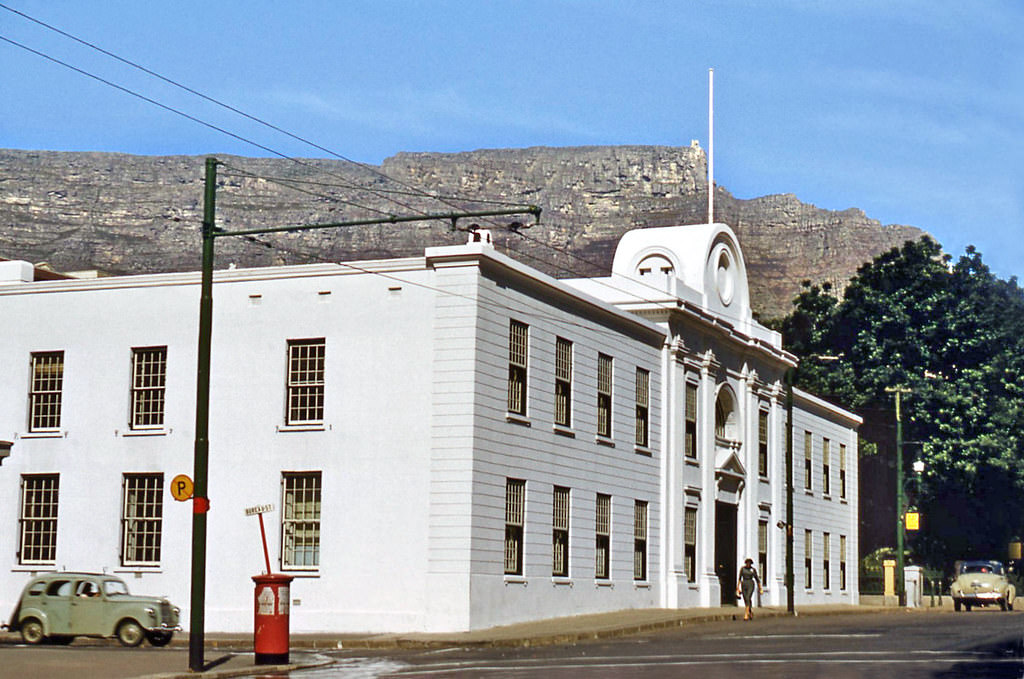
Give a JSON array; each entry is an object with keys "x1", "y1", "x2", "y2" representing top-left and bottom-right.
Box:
[{"x1": 736, "y1": 558, "x2": 762, "y2": 620}]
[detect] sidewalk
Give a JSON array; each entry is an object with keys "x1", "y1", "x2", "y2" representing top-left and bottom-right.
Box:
[{"x1": 3, "y1": 603, "x2": 950, "y2": 678}]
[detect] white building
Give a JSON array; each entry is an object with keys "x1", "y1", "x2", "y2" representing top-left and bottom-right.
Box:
[{"x1": 0, "y1": 223, "x2": 859, "y2": 633}]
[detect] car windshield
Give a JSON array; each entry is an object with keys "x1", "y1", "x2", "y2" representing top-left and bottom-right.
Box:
[
  {"x1": 962, "y1": 562, "x2": 1003, "y2": 575},
  {"x1": 103, "y1": 579, "x2": 130, "y2": 596}
]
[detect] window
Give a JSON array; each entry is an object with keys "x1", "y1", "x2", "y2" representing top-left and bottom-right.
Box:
[
  {"x1": 804, "y1": 431, "x2": 813, "y2": 491},
  {"x1": 121, "y1": 473, "x2": 163, "y2": 566},
  {"x1": 804, "y1": 530, "x2": 813, "y2": 589},
  {"x1": 554, "y1": 337, "x2": 573, "y2": 427},
  {"x1": 19, "y1": 474, "x2": 59, "y2": 565},
  {"x1": 595, "y1": 493, "x2": 611, "y2": 579},
  {"x1": 635, "y1": 367, "x2": 650, "y2": 448},
  {"x1": 634, "y1": 500, "x2": 648, "y2": 581},
  {"x1": 286, "y1": 339, "x2": 325, "y2": 425},
  {"x1": 840, "y1": 535, "x2": 848, "y2": 590},
  {"x1": 597, "y1": 354, "x2": 613, "y2": 437},
  {"x1": 684, "y1": 506, "x2": 697, "y2": 581},
  {"x1": 29, "y1": 352, "x2": 64, "y2": 431},
  {"x1": 823, "y1": 438, "x2": 831, "y2": 496},
  {"x1": 684, "y1": 383, "x2": 698, "y2": 459},
  {"x1": 505, "y1": 479, "x2": 526, "y2": 575},
  {"x1": 282, "y1": 472, "x2": 321, "y2": 569},
  {"x1": 823, "y1": 532, "x2": 831, "y2": 590},
  {"x1": 758, "y1": 519, "x2": 769, "y2": 582},
  {"x1": 130, "y1": 347, "x2": 167, "y2": 429},
  {"x1": 758, "y1": 409, "x2": 769, "y2": 476},
  {"x1": 840, "y1": 444, "x2": 847, "y2": 499},
  {"x1": 552, "y1": 486, "x2": 570, "y2": 577},
  {"x1": 508, "y1": 321, "x2": 529, "y2": 416}
]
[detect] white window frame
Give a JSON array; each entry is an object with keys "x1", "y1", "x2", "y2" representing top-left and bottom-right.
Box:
[
  {"x1": 554, "y1": 337, "x2": 573, "y2": 427},
  {"x1": 597, "y1": 353, "x2": 613, "y2": 438},
  {"x1": 505, "y1": 478, "x2": 526, "y2": 575},
  {"x1": 286, "y1": 339, "x2": 326, "y2": 426},
  {"x1": 634, "y1": 500, "x2": 648, "y2": 581},
  {"x1": 130, "y1": 346, "x2": 167, "y2": 430},
  {"x1": 29, "y1": 351, "x2": 64, "y2": 432},
  {"x1": 823, "y1": 438, "x2": 831, "y2": 496},
  {"x1": 281, "y1": 471, "x2": 322, "y2": 570},
  {"x1": 508, "y1": 321, "x2": 529, "y2": 416},
  {"x1": 635, "y1": 367, "x2": 650, "y2": 448},
  {"x1": 595, "y1": 493, "x2": 611, "y2": 580},
  {"x1": 121, "y1": 473, "x2": 164, "y2": 566},
  {"x1": 758, "y1": 408, "x2": 769, "y2": 477},
  {"x1": 684, "y1": 382, "x2": 698, "y2": 460},
  {"x1": 19, "y1": 474, "x2": 59, "y2": 565},
  {"x1": 552, "y1": 486, "x2": 570, "y2": 577},
  {"x1": 684, "y1": 506, "x2": 698, "y2": 582}
]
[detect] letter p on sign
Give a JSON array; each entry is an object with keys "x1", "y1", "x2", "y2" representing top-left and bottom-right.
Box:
[{"x1": 171, "y1": 474, "x2": 194, "y2": 501}]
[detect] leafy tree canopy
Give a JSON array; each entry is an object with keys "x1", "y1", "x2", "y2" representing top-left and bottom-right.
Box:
[{"x1": 778, "y1": 236, "x2": 1024, "y2": 565}]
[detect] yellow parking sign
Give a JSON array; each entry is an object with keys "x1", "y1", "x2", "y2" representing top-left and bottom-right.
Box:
[{"x1": 170, "y1": 474, "x2": 194, "y2": 501}]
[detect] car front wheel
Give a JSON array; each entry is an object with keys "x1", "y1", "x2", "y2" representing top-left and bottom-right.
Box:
[
  {"x1": 116, "y1": 620, "x2": 145, "y2": 647},
  {"x1": 20, "y1": 618, "x2": 45, "y2": 644}
]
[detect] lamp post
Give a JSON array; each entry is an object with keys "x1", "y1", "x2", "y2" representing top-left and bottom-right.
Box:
[
  {"x1": 886, "y1": 386, "x2": 912, "y2": 606},
  {"x1": 784, "y1": 368, "x2": 796, "y2": 615}
]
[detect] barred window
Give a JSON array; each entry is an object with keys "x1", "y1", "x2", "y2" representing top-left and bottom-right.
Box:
[
  {"x1": 505, "y1": 478, "x2": 526, "y2": 575},
  {"x1": 595, "y1": 493, "x2": 611, "y2": 579},
  {"x1": 840, "y1": 535, "x2": 848, "y2": 590},
  {"x1": 121, "y1": 474, "x2": 163, "y2": 566},
  {"x1": 804, "y1": 431, "x2": 813, "y2": 491},
  {"x1": 131, "y1": 347, "x2": 167, "y2": 429},
  {"x1": 684, "y1": 506, "x2": 697, "y2": 581},
  {"x1": 282, "y1": 471, "x2": 321, "y2": 569},
  {"x1": 684, "y1": 382, "x2": 698, "y2": 459},
  {"x1": 554, "y1": 337, "x2": 573, "y2": 427},
  {"x1": 823, "y1": 532, "x2": 831, "y2": 590},
  {"x1": 758, "y1": 519, "x2": 769, "y2": 583},
  {"x1": 29, "y1": 352, "x2": 64, "y2": 431},
  {"x1": 805, "y1": 529, "x2": 813, "y2": 589},
  {"x1": 758, "y1": 409, "x2": 769, "y2": 477},
  {"x1": 840, "y1": 444, "x2": 847, "y2": 499},
  {"x1": 597, "y1": 354, "x2": 613, "y2": 438},
  {"x1": 19, "y1": 474, "x2": 59, "y2": 565},
  {"x1": 552, "y1": 486, "x2": 570, "y2": 577},
  {"x1": 287, "y1": 339, "x2": 325, "y2": 425},
  {"x1": 634, "y1": 500, "x2": 648, "y2": 581},
  {"x1": 508, "y1": 321, "x2": 529, "y2": 416},
  {"x1": 635, "y1": 367, "x2": 650, "y2": 448},
  {"x1": 823, "y1": 438, "x2": 831, "y2": 496}
]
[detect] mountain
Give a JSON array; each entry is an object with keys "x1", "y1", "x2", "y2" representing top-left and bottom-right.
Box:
[{"x1": 0, "y1": 145, "x2": 924, "y2": 319}]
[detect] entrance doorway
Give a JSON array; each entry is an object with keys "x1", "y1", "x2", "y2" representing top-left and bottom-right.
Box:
[{"x1": 715, "y1": 501, "x2": 738, "y2": 605}]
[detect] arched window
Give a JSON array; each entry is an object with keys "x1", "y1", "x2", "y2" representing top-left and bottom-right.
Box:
[{"x1": 715, "y1": 388, "x2": 738, "y2": 441}]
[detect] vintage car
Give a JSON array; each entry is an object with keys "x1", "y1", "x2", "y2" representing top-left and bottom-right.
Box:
[
  {"x1": 5, "y1": 572, "x2": 180, "y2": 646},
  {"x1": 951, "y1": 560, "x2": 1015, "y2": 612}
]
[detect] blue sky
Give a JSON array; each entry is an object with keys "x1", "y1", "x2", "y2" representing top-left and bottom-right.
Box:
[{"x1": 2, "y1": 1, "x2": 1022, "y2": 281}]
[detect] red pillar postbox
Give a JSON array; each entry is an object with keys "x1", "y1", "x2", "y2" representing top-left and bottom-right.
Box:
[{"x1": 252, "y1": 573, "x2": 294, "y2": 665}]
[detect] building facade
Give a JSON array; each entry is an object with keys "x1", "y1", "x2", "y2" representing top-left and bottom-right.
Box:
[{"x1": 0, "y1": 223, "x2": 858, "y2": 633}]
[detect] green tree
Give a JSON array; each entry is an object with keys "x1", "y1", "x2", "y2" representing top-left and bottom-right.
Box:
[{"x1": 780, "y1": 237, "x2": 1024, "y2": 565}]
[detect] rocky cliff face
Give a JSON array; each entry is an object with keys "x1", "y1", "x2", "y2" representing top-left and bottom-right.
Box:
[{"x1": 0, "y1": 145, "x2": 923, "y2": 319}]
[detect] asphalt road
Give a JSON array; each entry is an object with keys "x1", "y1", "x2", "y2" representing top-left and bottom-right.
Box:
[{"x1": 301, "y1": 610, "x2": 1024, "y2": 679}]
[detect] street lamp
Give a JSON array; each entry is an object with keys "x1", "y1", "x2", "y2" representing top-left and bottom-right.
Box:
[{"x1": 885, "y1": 386, "x2": 912, "y2": 606}]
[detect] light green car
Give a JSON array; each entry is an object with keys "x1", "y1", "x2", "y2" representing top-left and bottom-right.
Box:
[
  {"x1": 5, "y1": 572, "x2": 180, "y2": 646},
  {"x1": 951, "y1": 560, "x2": 1015, "y2": 612}
]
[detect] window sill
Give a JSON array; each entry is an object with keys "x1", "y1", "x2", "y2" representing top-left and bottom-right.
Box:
[
  {"x1": 805, "y1": 490, "x2": 814, "y2": 496},
  {"x1": 553, "y1": 425, "x2": 575, "y2": 438},
  {"x1": 121, "y1": 428, "x2": 169, "y2": 437},
  {"x1": 634, "y1": 445, "x2": 653, "y2": 456},
  {"x1": 595, "y1": 580, "x2": 614, "y2": 588},
  {"x1": 823, "y1": 494, "x2": 832, "y2": 501},
  {"x1": 11, "y1": 565, "x2": 56, "y2": 573},
  {"x1": 277, "y1": 424, "x2": 328, "y2": 433},
  {"x1": 20, "y1": 431, "x2": 65, "y2": 439},
  {"x1": 595, "y1": 436, "x2": 616, "y2": 448},
  {"x1": 280, "y1": 570, "x2": 321, "y2": 578},
  {"x1": 634, "y1": 581, "x2": 651, "y2": 589},
  {"x1": 551, "y1": 577, "x2": 573, "y2": 587},
  {"x1": 505, "y1": 413, "x2": 532, "y2": 427},
  {"x1": 115, "y1": 567, "x2": 163, "y2": 574},
  {"x1": 504, "y1": 576, "x2": 528, "y2": 585}
]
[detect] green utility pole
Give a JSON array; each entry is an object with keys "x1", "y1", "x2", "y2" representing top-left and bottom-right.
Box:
[
  {"x1": 186, "y1": 157, "x2": 540, "y2": 673},
  {"x1": 886, "y1": 385, "x2": 912, "y2": 607},
  {"x1": 784, "y1": 368, "x2": 795, "y2": 615},
  {"x1": 189, "y1": 156, "x2": 217, "y2": 672}
]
